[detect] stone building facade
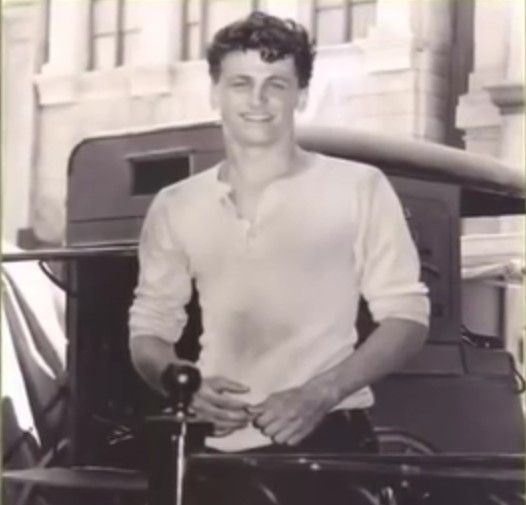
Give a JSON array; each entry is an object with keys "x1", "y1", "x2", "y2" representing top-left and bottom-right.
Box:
[
  {"x1": 6, "y1": 0, "x2": 517, "y2": 245},
  {"x1": 2, "y1": 0, "x2": 524, "y2": 360}
]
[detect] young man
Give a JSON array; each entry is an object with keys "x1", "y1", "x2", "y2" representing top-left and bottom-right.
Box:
[{"x1": 129, "y1": 12, "x2": 429, "y2": 456}]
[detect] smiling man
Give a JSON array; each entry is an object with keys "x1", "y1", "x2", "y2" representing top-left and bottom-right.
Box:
[{"x1": 129, "y1": 10, "x2": 429, "y2": 494}]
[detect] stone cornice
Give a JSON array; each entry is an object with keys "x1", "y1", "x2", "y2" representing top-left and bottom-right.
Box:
[
  {"x1": 34, "y1": 64, "x2": 177, "y2": 106},
  {"x1": 486, "y1": 83, "x2": 525, "y2": 115},
  {"x1": 34, "y1": 71, "x2": 78, "y2": 106}
]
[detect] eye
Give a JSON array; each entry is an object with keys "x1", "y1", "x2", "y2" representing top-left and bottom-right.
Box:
[
  {"x1": 269, "y1": 80, "x2": 288, "y2": 90},
  {"x1": 229, "y1": 79, "x2": 249, "y2": 89}
]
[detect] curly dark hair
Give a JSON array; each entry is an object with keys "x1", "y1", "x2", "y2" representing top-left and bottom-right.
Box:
[{"x1": 206, "y1": 11, "x2": 316, "y2": 89}]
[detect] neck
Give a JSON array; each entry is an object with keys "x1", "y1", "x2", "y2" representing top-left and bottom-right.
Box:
[{"x1": 221, "y1": 134, "x2": 300, "y2": 189}]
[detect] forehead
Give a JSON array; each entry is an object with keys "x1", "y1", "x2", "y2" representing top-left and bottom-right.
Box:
[{"x1": 218, "y1": 50, "x2": 297, "y2": 80}]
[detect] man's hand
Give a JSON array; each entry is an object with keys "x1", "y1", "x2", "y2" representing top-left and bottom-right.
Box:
[
  {"x1": 191, "y1": 376, "x2": 251, "y2": 437},
  {"x1": 248, "y1": 382, "x2": 336, "y2": 446}
]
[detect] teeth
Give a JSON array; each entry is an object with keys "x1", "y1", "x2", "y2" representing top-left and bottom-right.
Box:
[{"x1": 242, "y1": 114, "x2": 272, "y2": 121}]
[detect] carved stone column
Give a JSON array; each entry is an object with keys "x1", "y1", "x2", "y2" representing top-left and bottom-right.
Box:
[
  {"x1": 456, "y1": 0, "x2": 524, "y2": 170},
  {"x1": 2, "y1": 2, "x2": 38, "y2": 243},
  {"x1": 348, "y1": 0, "x2": 453, "y2": 141},
  {"x1": 36, "y1": 0, "x2": 90, "y2": 105},
  {"x1": 130, "y1": 1, "x2": 180, "y2": 96}
]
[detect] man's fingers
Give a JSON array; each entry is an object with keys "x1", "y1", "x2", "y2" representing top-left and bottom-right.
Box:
[
  {"x1": 259, "y1": 416, "x2": 291, "y2": 440},
  {"x1": 196, "y1": 388, "x2": 251, "y2": 410},
  {"x1": 197, "y1": 377, "x2": 251, "y2": 410},
  {"x1": 252, "y1": 405, "x2": 283, "y2": 429},
  {"x1": 271, "y1": 418, "x2": 306, "y2": 445},
  {"x1": 192, "y1": 397, "x2": 249, "y2": 424},
  {"x1": 255, "y1": 415, "x2": 315, "y2": 446},
  {"x1": 191, "y1": 376, "x2": 253, "y2": 437},
  {"x1": 210, "y1": 377, "x2": 250, "y2": 394},
  {"x1": 246, "y1": 403, "x2": 265, "y2": 416}
]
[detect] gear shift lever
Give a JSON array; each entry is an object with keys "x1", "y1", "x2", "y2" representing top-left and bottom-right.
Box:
[
  {"x1": 148, "y1": 364, "x2": 202, "y2": 505},
  {"x1": 161, "y1": 364, "x2": 201, "y2": 419}
]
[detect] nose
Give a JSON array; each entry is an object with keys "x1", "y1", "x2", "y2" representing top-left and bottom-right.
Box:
[{"x1": 249, "y1": 83, "x2": 268, "y2": 108}]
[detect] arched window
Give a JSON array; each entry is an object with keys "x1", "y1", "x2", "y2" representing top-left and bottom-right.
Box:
[
  {"x1": 88, "y1": 0, "x2": 140, "y2": 70},
  {"x1": 312, "y1": 0, "x2": 376, "y2": 45}
]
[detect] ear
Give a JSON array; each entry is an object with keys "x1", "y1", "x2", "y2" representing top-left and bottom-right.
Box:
[{"x1": 296, "y1": 87, "x2": 309, "y2": 112}]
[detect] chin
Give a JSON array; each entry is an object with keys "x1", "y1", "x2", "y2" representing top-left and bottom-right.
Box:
[
  {"x1": 224, "y1": 120, "x2": 284, "y2": 147},
  {"x1": 237, "y1": 131, "x2": 280, "y2": 147}
]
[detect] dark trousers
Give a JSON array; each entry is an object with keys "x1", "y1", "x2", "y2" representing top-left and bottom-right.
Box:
[{"x1": 190, "y1": 409, "x2": 378, "y2": 505}]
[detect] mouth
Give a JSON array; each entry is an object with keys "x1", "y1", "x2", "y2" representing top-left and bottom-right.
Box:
[{"x1": 240, "y1": 113, "x2": 273, "y2": 123}]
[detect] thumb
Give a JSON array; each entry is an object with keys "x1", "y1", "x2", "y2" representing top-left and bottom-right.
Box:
[{"x1": 246, "y1": 402, "x2": 265, "y2": 415}]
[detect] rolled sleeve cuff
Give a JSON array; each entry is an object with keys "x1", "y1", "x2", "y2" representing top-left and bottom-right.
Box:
[
  {"x1": 368, "y1": 287, "x2": 430, "y2": 328},
  {"x1": 129, "y1": 303, "x2": 188, "y2": 343}
]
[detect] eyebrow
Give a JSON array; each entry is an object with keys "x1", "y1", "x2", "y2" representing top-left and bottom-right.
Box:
[
  {"x1": 227, "y1": 75, "x2": 251, "y2": 81},
  {"x1": 226, "y1": 74, "x2": 292, "y2": 83}
]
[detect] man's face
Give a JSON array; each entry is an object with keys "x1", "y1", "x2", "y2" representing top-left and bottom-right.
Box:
[{"x1": 211, "y1": 50, "x2": 308, "y2": 147}]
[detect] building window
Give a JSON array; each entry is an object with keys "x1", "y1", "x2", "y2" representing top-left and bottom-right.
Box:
[
  {"x1": 181, "y1": 0, "x2": 262, "y2": 61},
  {"x1": 182, "y1": 0, "x2": 207, "y2": 61},
  {"x1": 312, "y1": 0, "x2": 376, "y2": 46},
  {"x1": 88, "y1": 0, "x2": 140, "y2": 70},
  {"x1": 41, "y1": 0, "x2": 51, "y2": 67}
]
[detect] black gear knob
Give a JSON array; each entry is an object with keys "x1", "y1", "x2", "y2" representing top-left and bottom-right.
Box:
[{"x1": 161, "y1": 364, "x2": 201, "y2": 416}]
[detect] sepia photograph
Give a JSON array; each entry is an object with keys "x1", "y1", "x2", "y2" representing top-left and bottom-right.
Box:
[{"x1": 2, "y1": 1, "x2": 524, "y2": 504}]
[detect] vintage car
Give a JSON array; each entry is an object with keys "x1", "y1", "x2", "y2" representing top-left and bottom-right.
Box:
[{"x1": 3, "y1": 121, "x2": 524, "y2": 505}]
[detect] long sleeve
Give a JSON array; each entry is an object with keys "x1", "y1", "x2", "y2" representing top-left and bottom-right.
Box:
[
  {"x1": 356, "y1": 170, "x2": 430, "y2": 327},
  {"x1": 129, "y1": 191, "x2": 192, "y2": 343}
]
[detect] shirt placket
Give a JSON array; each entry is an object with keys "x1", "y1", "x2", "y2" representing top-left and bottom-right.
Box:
[{"x1": 219, "y1": 182, "x2": 281, "y2": 255}]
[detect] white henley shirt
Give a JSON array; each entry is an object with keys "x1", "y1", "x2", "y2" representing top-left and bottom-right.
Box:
[{"x1": 129, "y1": 153, "x2": 429, "y2": 451}]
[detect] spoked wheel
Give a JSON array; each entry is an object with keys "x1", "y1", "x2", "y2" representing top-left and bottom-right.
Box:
[
  {"x1": 345, "y1": 485, "x2": 383, "y2": 505},
  {"x1": 371, "y1": 427, "x2": 437, "y2": 505},
  {"x1": 374, "y1": 428, "x2": 437, "y2": 456}
]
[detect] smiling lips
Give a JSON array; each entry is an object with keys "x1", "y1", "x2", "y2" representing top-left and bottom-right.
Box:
[{"x1": 240, "y1": 112, "x2": 274, "y2": 122}]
